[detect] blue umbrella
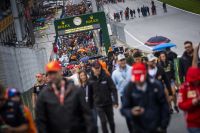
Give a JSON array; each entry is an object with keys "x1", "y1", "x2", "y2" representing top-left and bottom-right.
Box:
[
  {"x1": 36, "y1": 18, "x2": 46, "y2": 22},
  {"x1": 80, "y1": 56, "x2": 89, "y2": 63},
  {"x1": 153, "y1": 43, "x2": 176, "y2": 51}
]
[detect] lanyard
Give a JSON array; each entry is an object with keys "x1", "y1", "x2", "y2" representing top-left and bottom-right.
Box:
[
  {"x1": 83, "y1": 85, "x2": 89, "y2": 102},
  {"x1": 52, "y1": 84, "x2": 65, "y2": 105}
]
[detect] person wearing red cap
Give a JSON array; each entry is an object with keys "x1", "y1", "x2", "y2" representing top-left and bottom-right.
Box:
[
  {"x1": 35, "y1": 61, "x2": 95, "y2": 133},
  {"x1": 178, "y1": 67, "x2": 200, "y2": 133},
  {"x1": 121, "y1": 63, "x2": 170, "y2": 133}
]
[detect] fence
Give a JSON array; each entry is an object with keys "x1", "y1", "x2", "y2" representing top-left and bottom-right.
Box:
[
  {"x1": 110, "y1": 21, "x2": 126, "y2": 43},
  {"x1": 0, "y1": 45, "x2": 48, "y2": 92}
]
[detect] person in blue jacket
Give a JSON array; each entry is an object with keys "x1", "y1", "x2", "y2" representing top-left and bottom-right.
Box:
[{"x1": 121, "y1": 63, "x2": 170, "y2": 133}]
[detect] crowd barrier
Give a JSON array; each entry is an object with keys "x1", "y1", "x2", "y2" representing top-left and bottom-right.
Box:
[{"x1": 0, "y1": 45, "x2": 48, "y2": 109}]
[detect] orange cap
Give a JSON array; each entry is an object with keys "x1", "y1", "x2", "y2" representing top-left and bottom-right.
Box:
[{"x1": 45, "y1": 61, "x2": 61, "y2": 73}]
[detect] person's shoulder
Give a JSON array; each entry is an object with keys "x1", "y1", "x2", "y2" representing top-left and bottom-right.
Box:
[
  {"x1": 38, "y1": 84, "x2": 51, "y2": 96},
  {"x1": 157, "y1": 65, "x2": 164, "y2": 71},
  {"x1": 124, "y1": 81, "x2": 135, "y2": 92},
  {"x1": 126, "y1": 64, "x2": 132, "y2": 69},
  {"x1": 179, "y1": 82, "x2": 189, "y2": 90},
  {"x1": 112, "y1": 69, "x2": 119, "y2": 76}
]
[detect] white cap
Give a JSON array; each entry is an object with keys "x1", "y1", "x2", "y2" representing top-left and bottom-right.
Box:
[
  {"x1": 147, "y1": 54, "x2": 157, "y2": 62},
  {"x1": 117, "y1": 54, "x2": 126, "y2": 61}
]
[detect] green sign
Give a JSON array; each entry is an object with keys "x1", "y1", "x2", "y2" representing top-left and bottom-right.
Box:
[{"x1": 54, "y1": 12, "x2": 110, "y2": 53}]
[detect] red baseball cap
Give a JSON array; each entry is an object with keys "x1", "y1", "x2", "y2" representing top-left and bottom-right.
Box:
[{"x1": 132, "y1": 63, "x2": 147, "y2": 82}]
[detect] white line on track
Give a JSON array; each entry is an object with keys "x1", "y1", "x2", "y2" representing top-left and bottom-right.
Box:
[{"x1": 124, "y1": 29, "x2": 152, "y2": 51}]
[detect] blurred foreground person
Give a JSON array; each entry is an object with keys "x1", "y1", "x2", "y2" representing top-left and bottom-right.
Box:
[
  {"x1": 0, "y1": 84, "x2": 28, "y2": 133},
  {"x1": 178, "y1": 67, "x2": 200, "y2": 133},
  {"x1": 7, "y1": 88, "x2": 37, "y2": 133},
  {"x1": 89, "y1": 60, "x2": 118, "y2": 133},
  {"x1": 121, "y1": 63, "x2": 170, "y2": 133},
  {"x1": 36, "y1": 61, "x2": 95, "y2": 133}
]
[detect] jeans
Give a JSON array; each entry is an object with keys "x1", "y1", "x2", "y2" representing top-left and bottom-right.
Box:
[
  {"x1": 188, "y1": 128, "x2": 200, "y2": 133},
  {"x1": 96, "y1": 105, "x2": 115, "y2": 133},
  {"x1": 92, "y1": 109, "x2": 98, "y2": 133}
]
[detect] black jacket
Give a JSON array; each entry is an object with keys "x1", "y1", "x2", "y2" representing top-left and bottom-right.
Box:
[
  {"x1": 89, "y1": 70, "x2": 118, "y2": 107},
  {"x1": 80, "y1": 82, "x2": 94, "y2": 109},
  {"x1": 166, "y1": 51, "x2": 177, "y2": 63},
  {"x1": 179, "y1": 51, "x2": 193, "y2": 79},
  {"x1": 158, "y1": 60, "x2": 175, "y2": 80},
  {"x1": 148, "y1": 66, "x2": 172, "y2": 96},
  {"x1": 36, "y1": 83, "x2": 95, "y2": 133},
  {"x1": 121, "y1": 81, "x2": 170, "y2": 132}
]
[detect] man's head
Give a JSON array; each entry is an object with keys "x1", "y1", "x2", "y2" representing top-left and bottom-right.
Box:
[
  {"x1": 184, "y1": 41, "x2": 193, "y2": 55},
  {"x1": 117, "y1": 54, "x2": 126, "y2": 68},
  {"x1": 91, "y1": 60, "x2": 102, "y2": 77},
  {"x1": 36, "y1": 73, "x2": 43, "y2": 83},
  {"x1": 45, "y1": 61, "x2": 62, "y2": 83},
  {"x1": 147, "y1": 54, "x2": 157, "y2": 68},
  {"x1": 132, "y1": 63, "x2": 147, "y2": 85},
  {"x1": 133, "y1": 52, "x2": 142, "y2": 63}
]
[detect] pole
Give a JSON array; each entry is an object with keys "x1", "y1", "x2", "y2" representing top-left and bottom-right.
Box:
[
  {"x1": 92, "y1": 0, "x2": 98, "y2": 12},
  {"x1": 10, "y1": 0, "x2": 23, "y2": 42}
]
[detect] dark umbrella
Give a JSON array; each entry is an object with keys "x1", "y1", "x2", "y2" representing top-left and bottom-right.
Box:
[
  {"x1": 145, "y1": 36, "x2": 170, "y2": 46},
  {"x1": 80, "y1": 56, "x2": 89, "y2": 63},
  {"x1": 89, "y1": 55, "x2": 103, "y2": 60},
  {"x1": 69, "y1": 61, "x2": 79, "y2": 65}
]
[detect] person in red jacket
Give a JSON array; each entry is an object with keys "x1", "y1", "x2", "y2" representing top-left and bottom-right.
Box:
[{"x1": 178, "y1": 67, "x2": 200, "y2": 133}]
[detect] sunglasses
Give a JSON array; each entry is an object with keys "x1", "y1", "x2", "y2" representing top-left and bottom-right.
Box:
[
  {"x1": 94, "y1": 67, "x2": 101, "y2": 69},
  {"x1": 185, "y1": 45, "x2": 192, "y2": 49},
  {"x1": 120, "y1": 59, "x2": 126, "y2": 61}
]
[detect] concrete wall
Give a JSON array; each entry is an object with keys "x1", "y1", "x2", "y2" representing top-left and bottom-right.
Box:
[{"x1": 0, "y1": 45, "x2": 48, "y2": 92}]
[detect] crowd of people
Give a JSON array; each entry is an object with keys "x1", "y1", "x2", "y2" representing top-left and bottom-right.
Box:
[
  {"x1": 65, "y1": 2, "x2": 88, "y2": 17},
  {"x1": 1, "y1": 39, "x2": 200, "y2": 133},
  {"x1": 113, "y1": 1, "x2": 168, "y2": 22},
  {"x1": 1, "y1": 0, "x2": 200, "y2": 132}
]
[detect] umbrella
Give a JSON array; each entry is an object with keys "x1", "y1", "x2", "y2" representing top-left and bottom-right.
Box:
[
  {"x1": 153, "y1": 43, "x2": 176, "y2": 51},
  {"x1": 89, "y1": 55, "x2": 103, "y2": 60},
  {"x1": 80, "y1": 56, "x2": 89, "y2": 63},
  {"x1": 69, "y1": 61, "x2": 79, "y2": 65},
  {"x1": 66, "y1": 64, "x2": 75, "y2": 69},
  {"x1": 145, "y1": 36, "x2": 170, "y2": 46},
  {"x1": 36, "y1": 18, "x2": 46, "y2": 22}
]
